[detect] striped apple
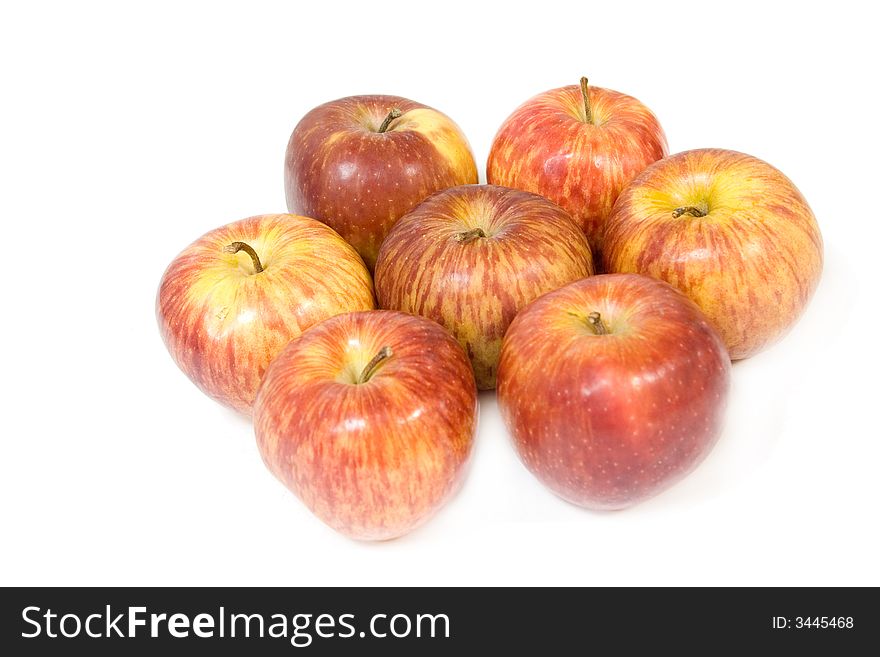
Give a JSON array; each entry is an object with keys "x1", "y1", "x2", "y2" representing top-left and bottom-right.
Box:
[
  {"x1": 254, "y1": 310, "x2": 478, "y2": 541},
  {"x1": 487, "y1": 77, "x2": 668, "y2": 259},
  {"x1": 156, "y1": 214, "x2": 375, "y2": 414},
  {"x1": 497, "y1": 274, "x2": 730, "y2": 510},
  {"x1": 374, "y1": 184, "x2": 594, "y2": 390},
  {"x1": 603, "y1": 148, "x2": 823, "y2": 360},
  {"x1": 285, "y1": 95, "x2": 478, "y2": 270}
]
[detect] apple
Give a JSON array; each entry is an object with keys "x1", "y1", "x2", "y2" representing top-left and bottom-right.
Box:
[
  {"x1": 284, "y1": 94, "x2": 478, "y2": 270},
  {"x1": 487, "y1": 77, "x2": 668, "y2": 259},
  {"x1": 254, "y1": 310, "x2": 478, "y2": 540},
  {"x1": 156, "y1": 213, "x2": 375, "y2": 414},
  {"x1": 374, "y1": 184, "x2": 594, "y2": 390},
  {"x1": 496, "y1": 273, "x2": 730, "y2": 510},
  {"x1": 603, "y1": 148, "x2": 823, "y2": 359}
]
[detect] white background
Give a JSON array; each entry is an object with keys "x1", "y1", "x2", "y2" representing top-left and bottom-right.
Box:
[{"x1": 1, "y1": 0, "x2": 877, "y2": 587}]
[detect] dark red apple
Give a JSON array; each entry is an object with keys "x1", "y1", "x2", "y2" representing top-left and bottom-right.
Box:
[
  {"x1": 285, "y1": 95, "x2": 478, "y2": 270},
  {"x1": 254, "y1": 310, "x2": 478, "y2": 540},
  {"x1": 497, "y1": 274, "x2": 730, "y2": 510}
]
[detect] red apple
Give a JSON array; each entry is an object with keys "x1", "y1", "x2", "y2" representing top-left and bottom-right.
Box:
[
  {"x1": 374, "y1": 184, "x2": 594, "y2": 390},
  {"x1": 284, "y1": 95, "x2": 478, "y2": 270},
  {"x1": 254, "y1": 310, "x2": 478, "y2": 540},
  {"x1": 487, "y1": 77, "x2": 668, "y2": 259},
  {"x1": 497, "y1": 274, "x2": 730, "y2": 510},
  {"x1": 603, "y1": 148, "x2": 823, "y2": 359},
  {"x1": 156, "y1": 214, "x2": 375, "y2": 414}
]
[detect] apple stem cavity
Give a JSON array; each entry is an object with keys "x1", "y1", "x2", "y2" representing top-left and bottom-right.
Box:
[
  {"x1": 357, "y1": 346, "x2": 393, "y2": 384},
  {"x1": 672, "y1": 206, "x2": 708, "y2": 219},
  {"x1": 223, "y1": 241, "x2": 264, "y2": 274},
  {"x1": 454, "y1": 227, "x2": 487, "y2": 244},
  {"x1": 579, "y1": 76, "x2": 593, "y2": 124},
  {"x1": 377, "y1": 108, "x2": 403, "y2": 133},
  {"x1": 587, "y1": 311, "x2": 608, "y2": 335}
]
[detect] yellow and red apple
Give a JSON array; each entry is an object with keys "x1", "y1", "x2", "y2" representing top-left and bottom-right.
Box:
[
  {"x1": 604, "y1": 148, "x2": 823, "y2": 359},
  {"x1": 375, "y1": 184, "x2": 594, "y2": 389},
  {"x1": 487, "y1": 78, "x2": 667, "y2": 258},
  {"x1": 156, "y1": 214, "x2": 375, "y2": 414},
  {"x1": 285, "y1": 95, "x2": 478, "y2": 270},
  {"x1": 497, "y1": 274, "x2": 730, "y2": 510},
  {"x1": 254, "y1": 310, "x2": 478, "y2": 541}
]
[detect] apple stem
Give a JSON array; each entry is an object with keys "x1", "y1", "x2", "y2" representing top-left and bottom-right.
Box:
[
  {"x1": 579, "y1": 76, "x2": 593, "y2": 124},
  {"x1": 454, "y1": 227, "x2": 487, "y2": 244},
  {"x1": 587, "y1": 312, "x2": 608, "y2": 335},
  {"x1": 223, "y1": 241, "x2": 264, "y2": 273},
  {"x1": 672, "y1": 206, "x2": 708, "y2": 219},
  {"x1": 357, "y1": 346, "x2": 393, "y2": 384},
  {"x1": 377, "y1": 108, "x2": 403, "y2": 133}
]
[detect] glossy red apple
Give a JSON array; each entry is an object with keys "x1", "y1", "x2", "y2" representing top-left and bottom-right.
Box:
[
  {"x1": 254, "y1": 310, "x2": 478, "y2": 541},
  {"x1": 487, "y1": 77, "x2": 667, "y2": 259},
  {"x1": 156, "y1": 214, "x2": 375, "y2": 414},
  {"x1": 497, "y1": 274, "x2": 730, "y2": 510},
  {"x1": 604, "y1": 148, "x2": 823, "y2": 359},
  {"x1": 375, "y1": 184, "x2": 594, "y2": 390},
  {"x1": 285, "y1": 94, "x2": 478, "y2": 270}
]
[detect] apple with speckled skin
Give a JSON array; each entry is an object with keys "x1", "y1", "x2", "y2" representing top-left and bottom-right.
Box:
[
  {"x1": 375, "y1": 184, "x2": 594, "y2": 390},
  {"x1": 497, "y1": 274, "x2": 730, "y2": 510},
  {"x1": 156, "y1": 214, "x2": 375, "y2": 414},
  {"x1": 285, "y1": 95, "x2": 478, "y2": 270},
  {"x1": 254, "y1": 310, "x2": 478, "y2": 541},
  {"x1": 487, "y1": 77, "x2": 667, "y2": 259},
  {"x1": 603, "y1": 148, "x2": 823, "y2": 359}
]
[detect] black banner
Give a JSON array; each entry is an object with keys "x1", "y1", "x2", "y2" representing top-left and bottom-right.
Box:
[{"x1": 1, "y1": 587, "x2": 874, "y2": 653}]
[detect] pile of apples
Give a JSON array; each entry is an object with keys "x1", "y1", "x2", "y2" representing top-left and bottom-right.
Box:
[{"x1": 157, "y1": 78, "x2": 823, "y2": 540}]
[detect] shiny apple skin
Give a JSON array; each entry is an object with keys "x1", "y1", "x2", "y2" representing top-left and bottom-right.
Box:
[
  {"x1": 156, "y1": 214, "x2": 375, "y2": 414},
  {"x1": 285, "y1": 95, "x2": 478, "y2": 270},
  {"x1": 487, "y1": 83, "x2": 667, "y2": 258},
  {"x1": 603, "y1": 148, "x2": 823, "y2": 360},
  {"x1": 254, "y1": 310, "x2": 478, "y2": 541},
  {"x1": 497, "y1": 274, "x2": 730, "y2": 510},
  {"x1": 375, "y1": 184, "x2": 594, "y2": 390}
]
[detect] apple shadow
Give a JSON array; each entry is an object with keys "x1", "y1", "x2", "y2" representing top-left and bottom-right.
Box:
[{"x1": 219, "y1": 405, "x2": 256, "y2": 430}]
